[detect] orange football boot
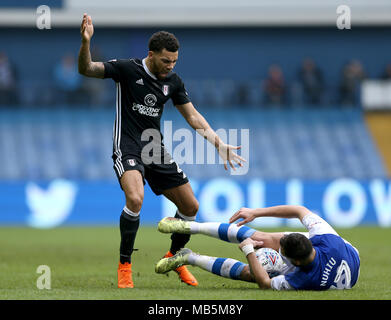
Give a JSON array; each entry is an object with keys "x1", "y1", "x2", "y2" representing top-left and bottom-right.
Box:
[
  {"x1": 118, "y1": 262, "x2": 134, "y2": 288},
  {"x1": 164, "y1": 251, "x2": 198, "y2": 286}
]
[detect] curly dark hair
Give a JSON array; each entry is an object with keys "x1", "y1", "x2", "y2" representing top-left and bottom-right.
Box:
[{"x1": 148, "y1": 31, "x2": 180, "y2": 53}]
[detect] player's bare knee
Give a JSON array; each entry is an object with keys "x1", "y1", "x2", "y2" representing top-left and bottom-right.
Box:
[
  {"x1": 125, "y1": 193, "x2": 143, "y2": 213},
  {"x1": 191, "y1": 200, "x2": 199, "y2": 215},
  {"x1": 182, "y1": 200, "x2": 199, "y2": 217}
]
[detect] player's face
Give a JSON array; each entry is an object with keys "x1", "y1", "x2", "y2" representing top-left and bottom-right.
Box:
[{"x1": 149, "y1": 49, "x2": 178, "y2": 79}]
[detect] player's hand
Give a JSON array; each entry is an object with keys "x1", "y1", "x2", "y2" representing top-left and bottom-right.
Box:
[
  {"x1": 239, "y1": 238, "x2": 264, "y2": 250},
  {"x1": 217, "y1": 143, "x2": 246, "y2": 171},
  {"x1": 229, "y1": 207, "x2": 256, "y2": 226},
  {"x1": 80, "y1": 13, "x2": 94, "y2": 42}
]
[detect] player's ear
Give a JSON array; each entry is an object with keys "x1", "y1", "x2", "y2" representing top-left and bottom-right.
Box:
[
  {"x1": 148, "y1": 51, "x2": 154, "y2": 59},
  {"x1": 294, "y1": 260, "x2": 301, "y2": 266}
]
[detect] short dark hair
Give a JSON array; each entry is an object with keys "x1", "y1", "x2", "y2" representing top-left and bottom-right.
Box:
[
  {"x1": 148, "y1": 31, "x2": 179, "y2": 53},
  {"x1": 280, "y1": 233, "x2": 313, "y2": 262}
]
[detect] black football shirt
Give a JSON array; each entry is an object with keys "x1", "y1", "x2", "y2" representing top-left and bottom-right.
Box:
[{"x1": 103, "y1": 58, "x2": 191, "y2": 157}]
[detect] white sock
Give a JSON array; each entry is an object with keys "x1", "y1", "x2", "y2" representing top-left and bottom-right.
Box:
[
  {"x1": 123, "y1": 206, "x2": 140, "y2": 218},
  {"x1": 175, "y1": 210, "x2": 196, "y2": 221}
]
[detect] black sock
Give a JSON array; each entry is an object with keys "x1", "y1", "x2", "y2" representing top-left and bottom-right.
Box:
[
  {"x1": 119, "y1": 210, "x2": 140, "y2": 264},
  {"x1": 170, "y1": 212, "x2": 191, "y2": 255}
]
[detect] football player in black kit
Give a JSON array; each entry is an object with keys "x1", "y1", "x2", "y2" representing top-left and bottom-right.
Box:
[{"x1": 78, "y1": 13, "x2": 246, "y2": 288}]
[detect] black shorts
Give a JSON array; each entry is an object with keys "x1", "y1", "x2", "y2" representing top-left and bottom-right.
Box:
[{"x1": 112, "y1": 152, "x2": 189, "y2": 195}]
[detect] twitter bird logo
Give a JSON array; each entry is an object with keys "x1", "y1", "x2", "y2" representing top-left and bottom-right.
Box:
[{"x1": 26, "y1": 179, "x2": 78, "y2": 228}]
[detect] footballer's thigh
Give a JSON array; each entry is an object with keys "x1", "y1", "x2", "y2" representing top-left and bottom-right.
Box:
[
  {"x1": 250, "y1": 231, "x2": 310, "y2": 252},
  {"x1": 162, "y1": 182, "x2": 199, "y2": 218},
  {"x1": 120, "y1": 170, "x2": 145, "y2": 213},
  {"x1": 250, "y1": 231, "x2": 285, "y2": 252}
]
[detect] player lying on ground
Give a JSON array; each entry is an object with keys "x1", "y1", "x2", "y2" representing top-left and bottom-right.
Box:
[{"x1": 155, "y1": 205, "x2": 360, "y2": 290}]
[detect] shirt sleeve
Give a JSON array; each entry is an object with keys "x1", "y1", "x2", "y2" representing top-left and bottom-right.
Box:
[
  {"x1": 270, "y1": 275, "x2": 294, "y2": 290},
  {"x1": 103, "y1": 59, "x2": 125, "y2": 82},
  {"x1": 302, "y1": 213, "x2": 338, "y2": 238},
  {"x1": 171, "y1": 75, "x2": 191, "y2": 106}
]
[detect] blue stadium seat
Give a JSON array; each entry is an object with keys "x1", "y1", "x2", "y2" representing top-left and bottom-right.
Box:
[{"x1": 0, "y1": 108, "x2": 387, "y2": 181}]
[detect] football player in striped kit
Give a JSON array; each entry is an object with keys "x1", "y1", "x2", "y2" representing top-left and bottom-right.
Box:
[
  {"x1": 77, "y1": 14, "x2": 245, "y2": 288},
  {"x1": 156, "y1": 205, "x2": 360, "y2": 290}
]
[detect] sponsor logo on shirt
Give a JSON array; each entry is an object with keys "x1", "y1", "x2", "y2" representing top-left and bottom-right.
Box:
[
  {"x1": 132, "y1": 103, "x2": 160, "y2": 117},
  {"x1": 144, "y1": 93, "x2": 157, "y2": 107}
]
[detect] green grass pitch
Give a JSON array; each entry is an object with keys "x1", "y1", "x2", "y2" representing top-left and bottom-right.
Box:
[{"x1": 0, "y1": 225, "x2": 390, "y2": 300}]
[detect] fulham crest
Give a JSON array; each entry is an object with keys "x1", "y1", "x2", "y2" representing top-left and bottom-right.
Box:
[
  {"x1": 162, "y1": 85, "x2": 169, "y2": 96},
  {"x1": 127, "y1": 159, "x2": 136, "y2": 166}
]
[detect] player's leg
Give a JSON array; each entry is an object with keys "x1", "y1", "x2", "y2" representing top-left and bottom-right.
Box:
[
  {"x1": 145, "y1": 153, "x2": 200, "y2": 286},
  {"x1": 158, "y1": 218, "x2": 256, "y2": 244},
  {"x1": 161, "y1": 182, "x2": 199, "y2": 286},
  {"x1": 155, "y1": 248, "x2": 252, "y2": 283},
  {"x1": 162, "y1": 182, "x2": 199, "y2": 254},
  {"x1": 117, "y1": 170, "x2": 144, "y2": 288},
  {"x1": 158, "y1": 218, "x2": 285, "y2": 251},
  {"x1": 119, "y1": 170, "x2": 144, "y2": 263}
]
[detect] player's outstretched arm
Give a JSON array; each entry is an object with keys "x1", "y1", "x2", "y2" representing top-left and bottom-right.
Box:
[
  {"x1": 78, "y1": 13, "x2": 105, "y2": 78},
  {"x1": 239, "y1": 238, "x2": 271, "y2": 289},
  {"x1": 230, "y1": 205, "x2": 312, "y2": 226},
  {"x1": 176, "y1": 102, "x2": 246, "y2": 171}
]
